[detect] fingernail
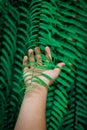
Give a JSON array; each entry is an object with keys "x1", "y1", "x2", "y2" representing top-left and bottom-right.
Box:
[
  {"x1": 62, "y1": 63, "x2": 65, "y2": 67},
  {"x1": 29, "y1": 49, "x2": 33, "y2": 56},
  {"x1": 24, "y1": 56, "x2": 28, "y2": 60},
  {"x1": 29, "y1": 49, "x2": 33, "y2": 53},
  {"x1": 35, "y1": 47, "x2": 39, "y2": 51},
  {"x1": 46, "y1": 46, "x2": 49, "y2": 50},
  {"x1": 46, "y1": 46, "x2": 50, "y2": 53}
]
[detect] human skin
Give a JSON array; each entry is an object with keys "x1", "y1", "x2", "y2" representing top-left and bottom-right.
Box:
[{"x1": 14, "y1": 46, "x2": 65, "y2": 130}]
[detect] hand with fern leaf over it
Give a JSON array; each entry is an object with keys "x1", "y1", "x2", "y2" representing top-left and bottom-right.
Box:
[
  {"x1": 23, "y1": 46, "x2": 65, "y2": 93},
  {"x1": 14, "y1": 46, "x2": 65, "y2": 130}
]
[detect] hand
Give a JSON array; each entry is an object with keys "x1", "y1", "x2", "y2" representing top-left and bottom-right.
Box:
[{"x1": 23, "y1": 46, "x2": 65, "y2": 92}]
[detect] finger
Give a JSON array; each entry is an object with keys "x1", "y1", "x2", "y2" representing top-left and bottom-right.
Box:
[
  {"x1": 45, "y1": 46, "x2": 52, "y2": 63},
  {"x1": 54, "y1": 62, "x2": 65, "y2": 73},
  {"x1": 28, "y1": 49, "x2": 35, "y2": 68},
  {"x1": 23, "y1": 71, "x2": 32, "y2": 85},
  {"x1": 23, "y1": 56, "x2": 28, "y2": 67},
  {"x1": 35, "y1": 47, "x2": 42, "y2": 65}
]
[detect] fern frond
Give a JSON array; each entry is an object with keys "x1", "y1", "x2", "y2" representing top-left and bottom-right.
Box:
[
  {"x1": 27, "y1": 0, "x2": 87, "y2": 129},
  {"x1": 0, "y1": 0, "x2": 87, "y2": 130}
]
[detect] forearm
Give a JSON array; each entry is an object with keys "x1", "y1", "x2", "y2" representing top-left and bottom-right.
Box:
[
  {"x1": 14, "y1": 85, "x2": 48, "y2": 130},
  {"x1": 15, "y1": 46, "x2": 65, "y2": 130}
]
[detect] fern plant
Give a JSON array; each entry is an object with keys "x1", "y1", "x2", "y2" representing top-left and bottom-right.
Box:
[{"x1": 0, "y1": 0, "x2": 87, "y2": 130}]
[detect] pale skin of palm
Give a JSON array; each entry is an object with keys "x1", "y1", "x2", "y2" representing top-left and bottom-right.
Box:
[{"x1": 14, "y1": 46, "x2": 65, "y2": 130}]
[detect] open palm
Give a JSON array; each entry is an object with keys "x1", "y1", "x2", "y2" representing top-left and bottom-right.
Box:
[{"x1": 23, "y1": 46, "x2": 65, "y2": 91}]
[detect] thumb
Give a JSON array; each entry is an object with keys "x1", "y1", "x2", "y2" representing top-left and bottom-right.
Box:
[
  {"x1": 54, "y1": 62, "x2": 65, "y2": 76},
  {"x1": 57, "y1": 62, "x2": 65, "y2": 69}
]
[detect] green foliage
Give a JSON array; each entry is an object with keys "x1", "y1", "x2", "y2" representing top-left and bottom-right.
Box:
[
  {"x1": 0, "y1": 0, "x2": 29, "y2": 129},
  {"x1": 0, "y1": 0, "x2": 87, "y2": 130}
]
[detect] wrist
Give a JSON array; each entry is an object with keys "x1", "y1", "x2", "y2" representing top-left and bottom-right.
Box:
[{"x1": 24, "y1": 82, "x2": 48, "y2": 98}]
